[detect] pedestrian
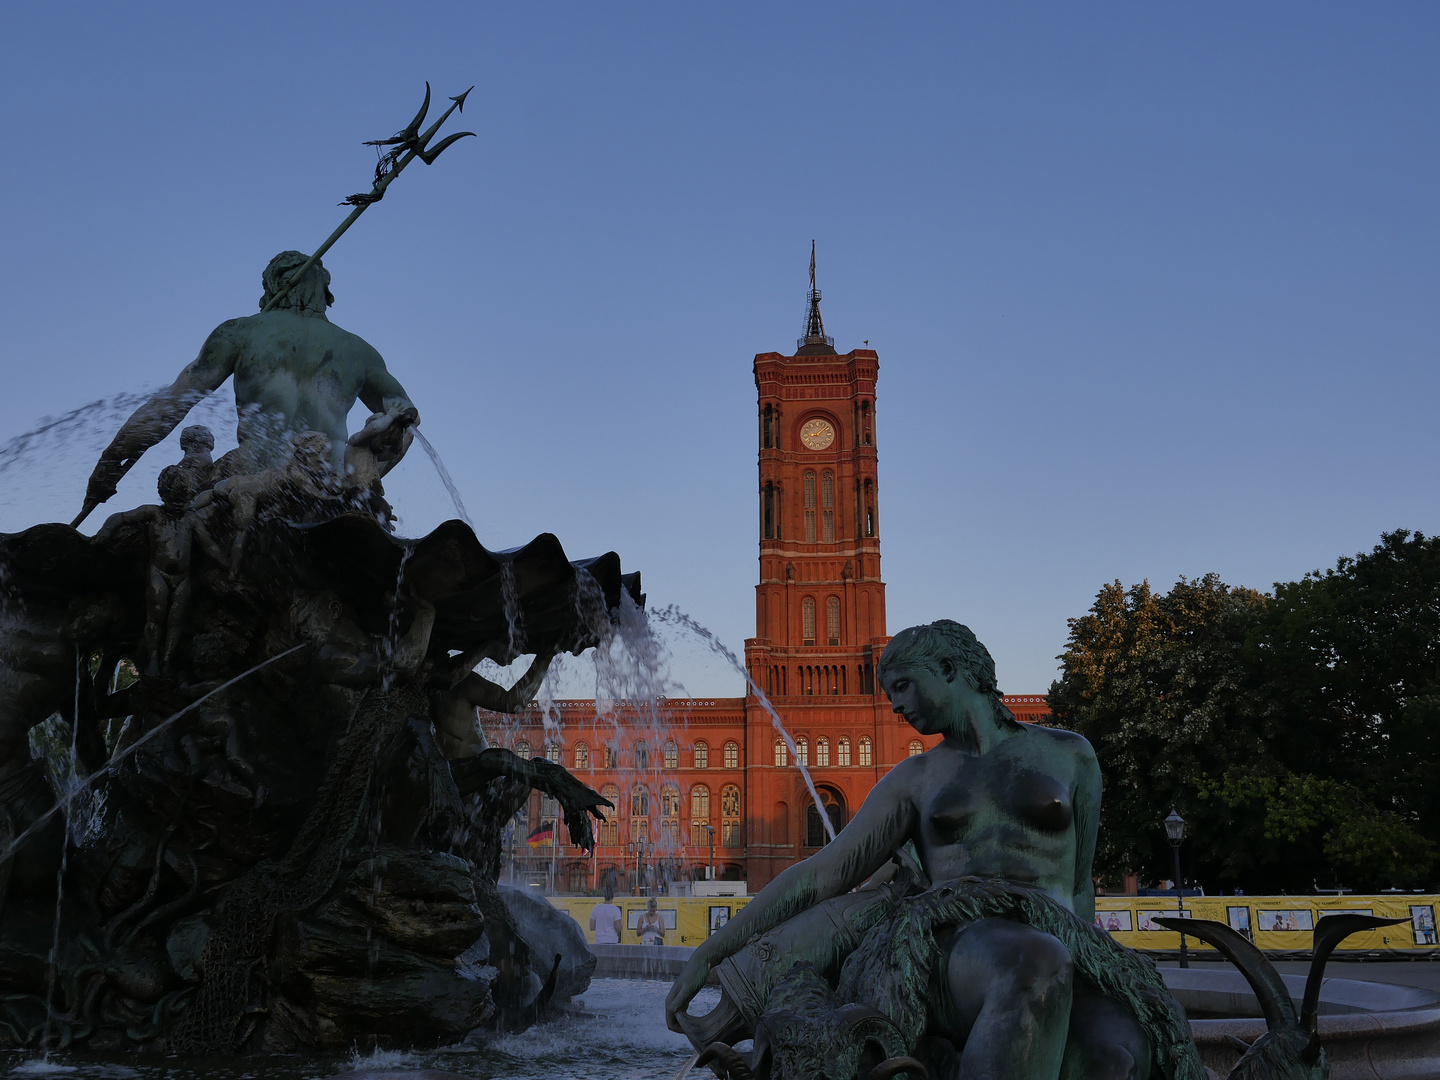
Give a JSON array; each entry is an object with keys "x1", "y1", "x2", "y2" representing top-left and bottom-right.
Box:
[{"x1": 590, "y1": 883, "x2": 623, "y2": 944}]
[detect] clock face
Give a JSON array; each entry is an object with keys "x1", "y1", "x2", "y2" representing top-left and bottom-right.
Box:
[{"x1": 800, "y1": 418, "x2": 835, "y2": 451}]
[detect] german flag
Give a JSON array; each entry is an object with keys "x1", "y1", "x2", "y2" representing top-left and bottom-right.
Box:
[{"x1": 526, "y1": 822, "x2": 555, "y2": 848}]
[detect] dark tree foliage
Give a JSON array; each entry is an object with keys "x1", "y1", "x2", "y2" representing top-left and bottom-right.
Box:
[{"x1": 1049, "y1": 531, "x2": 1439, "y2": 894}]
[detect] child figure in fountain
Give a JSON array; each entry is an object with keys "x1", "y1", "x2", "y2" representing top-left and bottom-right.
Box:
[
  {"x1": 95, "y1": 464, "x2": 229, "y2": 677},
  {"x1": 199, "y1": 428, "x2": 341, "y2": 573}
]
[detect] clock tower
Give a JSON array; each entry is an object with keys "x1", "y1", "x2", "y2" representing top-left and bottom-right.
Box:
[{"x1": 742, "y1": 246, "x2": 898, "y2": 888}]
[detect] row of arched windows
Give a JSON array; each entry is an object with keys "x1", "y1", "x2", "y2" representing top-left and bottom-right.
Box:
[
  {"x1": 800, "y1": 595, "x2": 842, "y2": 647},
  {"x1": 592, "y1": 782, "x2": 742, "y2": 849},
  {"x1": 760, "y1": 471, "x2": 876, "y2": 543},
  {"x1": 801, "y1": 470, "x2": 836, "y2": 543},
  {"x1": 774, "y1": 736, "x2": 871, "y2": 768},
  {"x1": 522, "y1": 738, "x2": 742, "y2": 772},
  {"x1": 762, "y1": 661, "x2": 877, "y2": 697}
]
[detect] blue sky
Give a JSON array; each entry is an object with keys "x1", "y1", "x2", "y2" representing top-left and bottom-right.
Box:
[{"x1": 1, "y1": 4, "x2": 1436, "y2": 694}]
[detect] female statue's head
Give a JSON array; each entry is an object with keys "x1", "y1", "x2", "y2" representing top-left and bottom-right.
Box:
[{"x1": 879, "y1": 619, "x2": 1019, "y2": 735}]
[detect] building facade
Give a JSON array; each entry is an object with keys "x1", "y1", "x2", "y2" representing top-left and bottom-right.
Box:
[{"x1": 489, "y1": 258, "x2": 1050, "y2": 894}]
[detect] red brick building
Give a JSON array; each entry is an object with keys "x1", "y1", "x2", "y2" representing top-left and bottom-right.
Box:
[{"x1": 491, "y1": 257, "x2": 1050, "y2": 894}]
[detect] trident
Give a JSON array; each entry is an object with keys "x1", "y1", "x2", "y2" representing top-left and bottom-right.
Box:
[{"x1": 261, "y1": 82, "x2": 475, "y2": 312}]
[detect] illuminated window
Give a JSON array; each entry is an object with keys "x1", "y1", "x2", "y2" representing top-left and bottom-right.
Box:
[
  {"x1": 694, "y1": 740, "x2": 709, "y2": 769},
  {"x1": 803, "y1": 471, "x2": 816, "y2": 542},
  {"x1": 663, "y1": 740, "x2": 678, "y2": 769},
  {"x1": 815, "y1": 737, "x2": 830, "y2": 767},
  {"x1": 858, "y1": 737, "x2": 872, "y2": 767},
  {"x1": 796, "y1": 737, "x2": 809, "y2": 767},
  {"x1": 774, "y1": 739, "x2": 788, "y2": 767},
  {"x1": 599, "y1": 785, "x2": 620, "y2": 846},
  {"x1": 822, "y1": 471, "x2": 834, "y2": 542},
  {"x1": 574, "y1": 741, "x2": 590, "y2": 769},
  {"x1": 724, "y1": 740, "x2": 739, "y2": 768},
  {"x1": 545, "y1": 740, "x2": 561, "y2": 763},
  {"x1": 837, "y1": 736, "x2": 851, "y2": 767},
  {"x1": 802, "y1": 597, "x2": 816, "y2": 646},
  {"x1": 515, "y1": 740, "x2": 531, "y2": 758},
  {"x1": 827, "y1": 596, "x2": 840, "y2": 646},
  {"x1": 691, "y1": 784, "x2": 710, "y2": 825},
  {"x1": 908, "y1": 740, "x2": 923, "y2": 757}
]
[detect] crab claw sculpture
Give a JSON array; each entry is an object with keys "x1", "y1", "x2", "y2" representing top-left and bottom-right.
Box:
[{"x1": 1154, "y1": 913, "x2": 1407, "y2": 1079}]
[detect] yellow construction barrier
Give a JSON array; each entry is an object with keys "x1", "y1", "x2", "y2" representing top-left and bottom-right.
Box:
[{"x1": 545, "y1": 893, "x2": 1439, "y2": 956}]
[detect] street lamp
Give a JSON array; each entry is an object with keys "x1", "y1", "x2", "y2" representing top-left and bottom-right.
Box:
[
  {"x1": 1164, "y1": 808, "x2": 1189, "y2": 969},
  {"x1": 700, "y1": 824, "x2": 716, "y2": 881}
]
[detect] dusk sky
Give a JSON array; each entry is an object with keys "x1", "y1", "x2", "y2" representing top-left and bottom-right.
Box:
[{"x1": 2, "y1": 4, "x2": 1436, "y2": 696}]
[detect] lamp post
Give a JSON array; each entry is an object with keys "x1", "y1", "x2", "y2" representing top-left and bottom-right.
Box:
[
  {"x1": 1164, "y1": 808, "x2": 1189, "y2": 969},
  {"x1": 700, "y1": 824, "x2": 716, "y2": 881}
]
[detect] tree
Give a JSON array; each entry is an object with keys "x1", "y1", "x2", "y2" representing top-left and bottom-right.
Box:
[
  {"x1": 1048, "y1": 574, "x2": 1272, "y2": 890},
  {"x1": 1049, "y1": 532, "x2": 1440, "y2": 893}
]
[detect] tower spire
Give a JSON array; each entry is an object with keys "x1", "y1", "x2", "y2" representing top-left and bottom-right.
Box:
[{"x1": 798, "y1": 240, "x2": 835, "y2": 354}]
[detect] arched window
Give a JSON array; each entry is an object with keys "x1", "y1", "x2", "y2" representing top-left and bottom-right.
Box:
[
  {"x1": 663, "y1": 740, "x2": 678, "y2": 769},
  {"x1": 604, "y1": 743, "x2": 617, "y2": 768},
  {"x1": 862, "y1": 401, "x2": 873, "y2": 446},
  {"x1": 599, "y1": 784, "x2": 620, "y2": 846},
  {"x1": 803, "y1": 471, "x2": 817, "y2": 542},
  {"x1": 827, "y1": 596, "x2": 840, "y2": 646},
  {"x1": 631, "y1": 785, "x2": 650, "y2": 845},
  {"x1": 858, "y1": 736, "x2": 872, "y2": 768},
  {"x1": 574, "y1": 741, "x2": 590, "y2": 769},
  {"x1": 724, "y1": 740, "x2": 739, "y2": 768},
  {"x1": 806, "y1": 798, "x2": 844, "y2": 847},
  {"x1": 635, "y1": 741, "x2": 649, "y2": 769},
  {"x1": 802, "y1": 597, "x2": 816, "y2": 646},
  {"x1": 694, "y1": 740, "x2": 709, "y2": 769},
  {"x1": 796, "y1": 737, "x2": 809, "y2": 767},
  {"x1": 515, "y1": 740, "x2": 531, "y2": 758},
  {"x1": 691, "y1": 784, "x2": 711, "y2": 825},
  {"x1": 864, "y1": 478, "x2": 876, "y2": 537},
  {"x1": 762, "y1": 404, "x2": 773, "y2": 449},
  {"x1": 661, "y1": 783, "x2": 680, "y2": 844},
  {"x1": 721, "y1": 785, "x2": 742, "y2": 847},
  {"x1": 762, "y1": 482, "x2": 775, "y2": 539},
  {"x1": 822, "y1": 470, "x2": 835, "y2": 542},
  {"x1": 545, "y1": 740, "x2": 561, "y2": 763},
  {"x1": 837, "y1": 736, "x2": 851, "y2": 767},
  {"x1": 908, "y1": 740, "x2": 924, "y2": 757},
  {"x1": 815, "y1": 737, "x2": 830, "y2": 767},
  {"x1": 774, "y1": 739, "x2": 788, "y2": 767}
]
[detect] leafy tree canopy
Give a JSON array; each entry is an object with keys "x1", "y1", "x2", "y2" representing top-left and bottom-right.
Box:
[{"x1": 1049, "y1": 530, "x2": 1439, "y2": 894}]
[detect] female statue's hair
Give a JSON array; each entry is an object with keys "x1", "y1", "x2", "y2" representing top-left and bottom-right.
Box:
[{"x1": 879, "y1": 619, "x2": 1020, "y2": 730}]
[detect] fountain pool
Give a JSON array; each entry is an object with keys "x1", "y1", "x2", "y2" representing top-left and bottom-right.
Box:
[{"x1": 1, "y1": 980, "x2": 715, "y2": 1080}]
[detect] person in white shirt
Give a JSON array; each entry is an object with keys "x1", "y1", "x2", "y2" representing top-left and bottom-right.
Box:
[{"x1": 590, "y1": 883, "x2": 623, "y2": 944}]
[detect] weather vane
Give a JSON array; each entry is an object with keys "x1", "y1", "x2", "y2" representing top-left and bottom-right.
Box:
[{"x1": 261, "y1": 82, "x2": 475, "y2": 313}]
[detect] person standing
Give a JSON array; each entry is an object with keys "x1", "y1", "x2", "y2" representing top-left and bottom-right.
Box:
[
  {"x1": 637, "y1": 897, "x2": 666, "y2": 946},
  {"x1": 590, "y1": 883, "x2": 623, "y2": 944}
]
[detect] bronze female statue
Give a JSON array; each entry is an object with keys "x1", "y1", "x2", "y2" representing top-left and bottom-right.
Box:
[{"x1": 666, "y1": 620, "x2": 1202, "y2": 1080}]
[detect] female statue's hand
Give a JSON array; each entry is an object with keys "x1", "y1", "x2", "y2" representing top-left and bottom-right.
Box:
[{"x1": 665, "y1": 951, "x2": 710, "y2": 1033}]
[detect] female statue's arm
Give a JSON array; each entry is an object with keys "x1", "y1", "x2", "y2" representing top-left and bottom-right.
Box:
[
  {"x1": 1070, "y1": 739, "x2": 1103, "y2": 922},
  {"x1": 665, "y1": 762, "x2": 919, "y2": 1032}
]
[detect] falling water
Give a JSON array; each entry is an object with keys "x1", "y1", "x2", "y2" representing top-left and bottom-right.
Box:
[
  {"x1": 413, "y1": 429, "x2": 474, "y2": 529},
  {"x1": 499, "y1": 562, "x2": 526, "y2": 659},
  {"x1": 652, "y1": 605, "x2": 836, "y2": 842}
]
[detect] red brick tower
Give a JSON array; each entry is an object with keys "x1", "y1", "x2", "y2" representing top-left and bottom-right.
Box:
[{"x1": 742, "y1": 247, "x2": 911, "y2": 888}]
